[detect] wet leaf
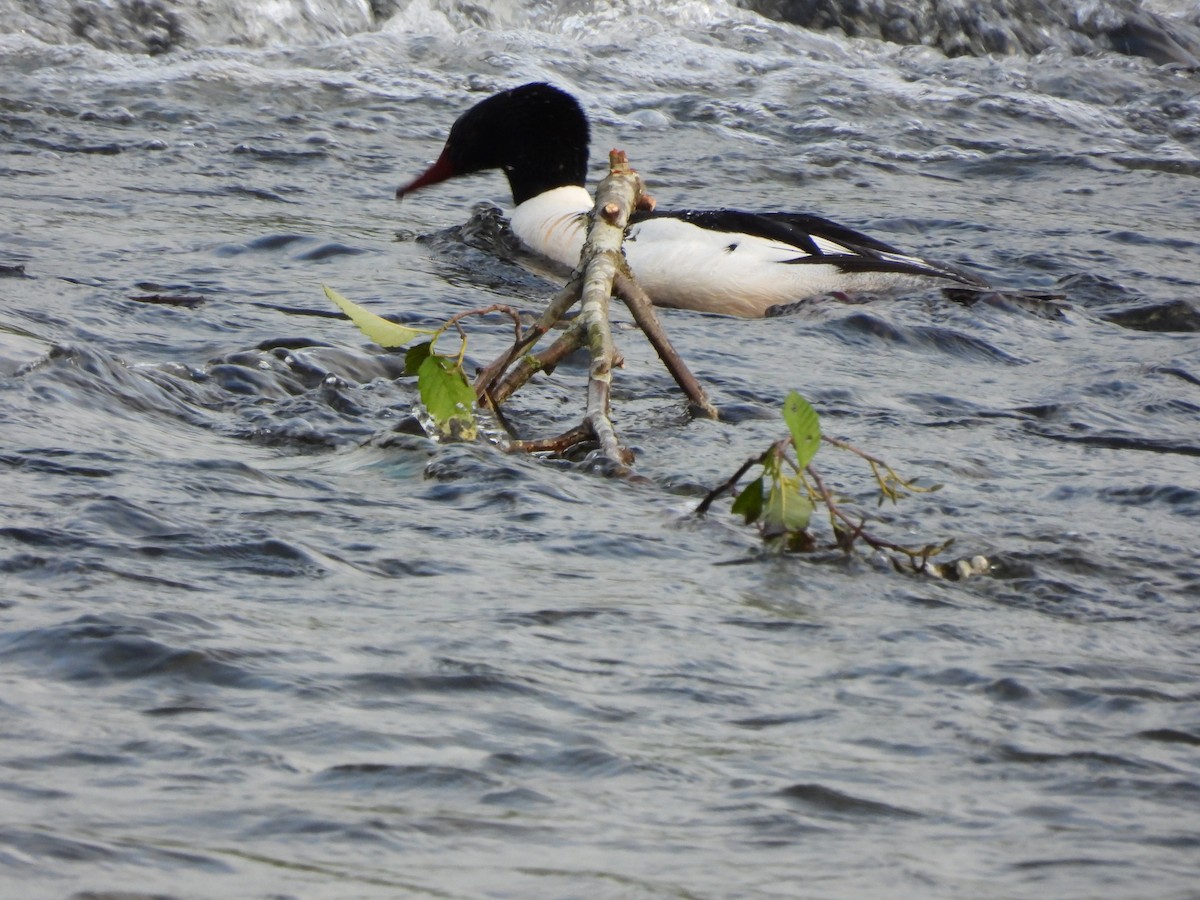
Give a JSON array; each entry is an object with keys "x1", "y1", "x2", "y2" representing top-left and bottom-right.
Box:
[
  {"x1": 417, "y1": 353, "x2": 477, "y2": 440},
  {"x1": 323, "y1": 284, "x2": 434, "y2": 348},
  {"x1": 782, "y1": 391, "x2": 821, "y2": 470},
  {"x1": 731, "y1": 476, "x2": 765, "y2": 524},
  {"x1": 404, "y1": 340, "x2": 433, "y2": 376},
  {"x1": 763, "y1": 474, "x2": 814, "y2": 536}
]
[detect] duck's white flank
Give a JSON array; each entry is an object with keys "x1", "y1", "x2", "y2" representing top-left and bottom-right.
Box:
[{"x1": 509, "y1": 186, "x2": 935, "y2": 318}]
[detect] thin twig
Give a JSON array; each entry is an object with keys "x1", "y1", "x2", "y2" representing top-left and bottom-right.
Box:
[
  {"x1": 489, "y1": 318, "x2": 587, "y2": 406},
  {"x1": 694, "y1": 446, "x2": 773, "y2": 516},
  {"x1": 474, "y1": 276, "x2": 582, "y2": 401},
  {"x1": 807, "y1": 464, "x2": 950, "y2": 566},
  {"x1": 508, "y1": 423, "x2": 595, "y2": 456}
]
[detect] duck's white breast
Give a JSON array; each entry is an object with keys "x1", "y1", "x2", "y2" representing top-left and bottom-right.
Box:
[{"x1": 508, "y1": 186, "x2": 591, "y2": 269}]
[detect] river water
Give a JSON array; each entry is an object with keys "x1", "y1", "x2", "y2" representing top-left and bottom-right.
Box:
[{"x1": 2, "y1": 1, "x2": 1198, "y2": 897}]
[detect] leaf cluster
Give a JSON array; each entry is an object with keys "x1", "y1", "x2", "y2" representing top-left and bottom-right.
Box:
[
  {"x1": 701, "y1": 391, "x2": 984, "y2": 577},
  {"x1": 323, "y1": 285, "x2": 476, "y2": 440}
]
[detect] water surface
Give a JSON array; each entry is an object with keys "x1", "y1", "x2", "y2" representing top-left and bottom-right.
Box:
[{"x1": 1, "y1": 2, "x2": 1198, "y2": 897}]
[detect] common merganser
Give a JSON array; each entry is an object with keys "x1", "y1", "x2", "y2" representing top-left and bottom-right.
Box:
[{"x1": 397, "y1": 83, "x2": 987, "y2": 317}]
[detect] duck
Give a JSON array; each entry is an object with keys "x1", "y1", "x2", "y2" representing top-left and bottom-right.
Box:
[{"x1": 396, "y1": 82, "x2": 988, "y2": 318}]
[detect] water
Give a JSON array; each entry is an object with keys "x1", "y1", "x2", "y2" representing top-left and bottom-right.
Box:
[{"x1": 2, "y1": 1, "x2": 1198, "y2": 897}]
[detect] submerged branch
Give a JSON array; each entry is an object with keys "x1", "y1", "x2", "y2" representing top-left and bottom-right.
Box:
[
  {"x1": 471, "y1": 150, "x2": 717, "y2": 473},
  {"x1": 614, "y1": 266, "x2": 717, "y2": 420}
]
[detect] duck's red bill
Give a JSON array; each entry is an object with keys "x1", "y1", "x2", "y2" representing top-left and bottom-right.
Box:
[{"x1": 396, "y1": 150, "x2": 454, "y2": 199}]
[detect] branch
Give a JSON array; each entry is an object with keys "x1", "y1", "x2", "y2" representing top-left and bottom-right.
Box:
[
  {"x1": 694, "y1": 444, "x2": 775, "y2": 516},
  {"x1": 470, "y1": 150, "x2": 717, "y2": 472},
  {"x1": 575, "y1": 151, "x2": 645, "y2": 471},
  {"x1": 807, "y1": 464, "x2": 952, "y2": 569},
  {"x1": 474, "y1": 273, "x2": 583, "y2": 402},
  {"x1": 488, "y1": 317, "x2": 587, "y2": 406},
  {"x1": 614, "y1": 265, "x2": 718, "y2": 419}
]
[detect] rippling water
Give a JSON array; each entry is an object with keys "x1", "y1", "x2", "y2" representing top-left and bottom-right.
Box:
[{"x1": 2, "y1": 1, "x2": 1199, "y2": 897}]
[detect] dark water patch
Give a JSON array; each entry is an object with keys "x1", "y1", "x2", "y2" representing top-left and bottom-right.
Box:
[
  {"x1": 20, "y1": 345, "x2": 217, "y2": 427},
  {"x1": 215, "y1": 233, "x2": 308, "y2": 256},
  {"x1": 1010, "y1": 855, "x2": 1127, "y2": 871},
  {"x1": 1054, "y1": 776, "x2": 1200, "y2": 811},
  {"x1": 205, "y1": 359, "x2": 314, "y2": 398},
  {"x1": 0, "y1": 779, "x2": 70, "y2": 802},
  {"x1": 221, "y1": 184, "x2": 294, "y2": 203},
  {"x1": 345, "y1": 669, "x2": 540, "y2": 700},
  {"x1": 128, "y1": 292, "x2": 206, "y2": 309},
  {"x1": 984, "y1": 676, "x2": 1038, "y2": 704},
  {"x1": 293, "y1": 242, "x2": 367, "y2": 261},
  {"x1": 1148, "y1": 365, "x2": 1200, "y2": 388},
  {"x1": 1, "y1": 614, "x2": 279, "y2": 689},
  {"x1": 1104, "y1": 300, "x2": 1200, "y2": 333},
  {"x1": 821, "y1": 312, "x2": 1025, "y2": 363},
  {"x1": 1055, "y1": 271, "x2": 1137, "y2": 306},
  {"x1": 639, "y1": 673, "x2": 758, "y2": 707},
  {"x1": 357, "y1": 556, "x2": 456, "y2": 578},
  {"x1": 1, "y1": 827, "x2": 233, "y2": 876},
  {"x1": 983, "y1": 563, "x2": 1126, "y2": 623},
  {"x1": 732, "y1": 711, "x2": 835, "y2": 730},
  {"x1": 142, "y1": 704, "x2": 217, "y2": 718},
  {"x1": 255, "y1": 337, "x2": 336, "y2": 352},
  {"x1": 489, "y1": 746, "x2": 639, "y2": 779},
  {"x1": 986, "y1": 744, "x2": 1154, "y2": 771},
  {"x1": 1103, "y1": 229, "x2": 1200, "y2": 251},
  {"x1": 776, "y1": 783, "x2": 922, "y2": 820},
  {"x1": 721, "y1": 617, "x2": 826, "y2": 634},
  {"x1": 0, "y1": 828, "x2": 118, "y2": 863},
  {"x1": 237, "y1": 809, "x2": 395, "y2": 841},
  {"x1": 1021, "y1": 421, "x2": 1200, "y2": 458},
  {"x1": 1111, "y1": 156, "x2": 1200, "y2": 178},
  {"x1": 231, "y1": 143, "x2": 326, "y2": 162},
  {"x1": 6, "y1": 749, "x2": 129, "y2": 770},
  {"x1": 0, "y1": 526, "x2": 101, "y2": 554},
  {"x1": 313, "y1": 763, "x2": 498, "y2": 793},
  {"x1": 499, "y1": 607, "x2": 619, "y2": 627},
  {"x1": 941, "y1": 287, "x2": 1069, "y2": 321},
  {"x1": 24, "y1": 136, "x2": 123, "y2": 154},
  {"x1": 481, "y1": 786, "x2": 554, "y2": 808},
  {"x1": 1136, "y1": 728, "x2": 1200, "y2": 747},
  {"x1": 1099, "y1": 483, "x2": 1199, "y2": 516},
  {"x1": 137, "y1": 535, "x2": 325, "y2": 578}
]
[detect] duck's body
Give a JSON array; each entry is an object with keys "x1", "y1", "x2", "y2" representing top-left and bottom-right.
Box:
[{"x1": 398, "y1": 83, "x2": 986, "y2": 317}]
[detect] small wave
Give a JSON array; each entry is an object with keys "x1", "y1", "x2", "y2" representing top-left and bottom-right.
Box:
[
  {"x1": 777, "y1": 782, "x2": 923, "y2": 819},
  {"x1": 0, "y1": 614, "x2": 279, "y2": 688},
  {"x1": 313, "y1": 763, "x2": 499, "y2": 792},
  {"x1": 821, "y1": 311, "x2": 1027, "y2": 364}
]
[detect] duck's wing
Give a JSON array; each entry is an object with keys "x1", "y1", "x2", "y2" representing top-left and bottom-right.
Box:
[{"x1": 628, "y1": 208, "x2": 988, "y2": 287}]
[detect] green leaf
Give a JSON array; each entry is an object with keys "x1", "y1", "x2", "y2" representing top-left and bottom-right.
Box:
[
  {"x1": 417, "y1": 353, "x2": 477, "y2": 440},
  {"x1": 782, "y1": 391, "x2": 821, "y2": 470},
  {"x1": 763, "y1": 474, "x2": 814, "y2": 536},
  {"x1": 731, "y1": 476, "x2": 765, "y2": 525},
  {"x1": 404, "y1": 340, "x2": 433, "y2": 376},
  {"x1": 323, "y1": 284, "x2": 435, "y2": 348}
]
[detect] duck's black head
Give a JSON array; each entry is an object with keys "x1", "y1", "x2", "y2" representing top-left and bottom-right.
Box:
[{"x1": 397, "y1": 82, "x2": 591, "y2": 206}]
